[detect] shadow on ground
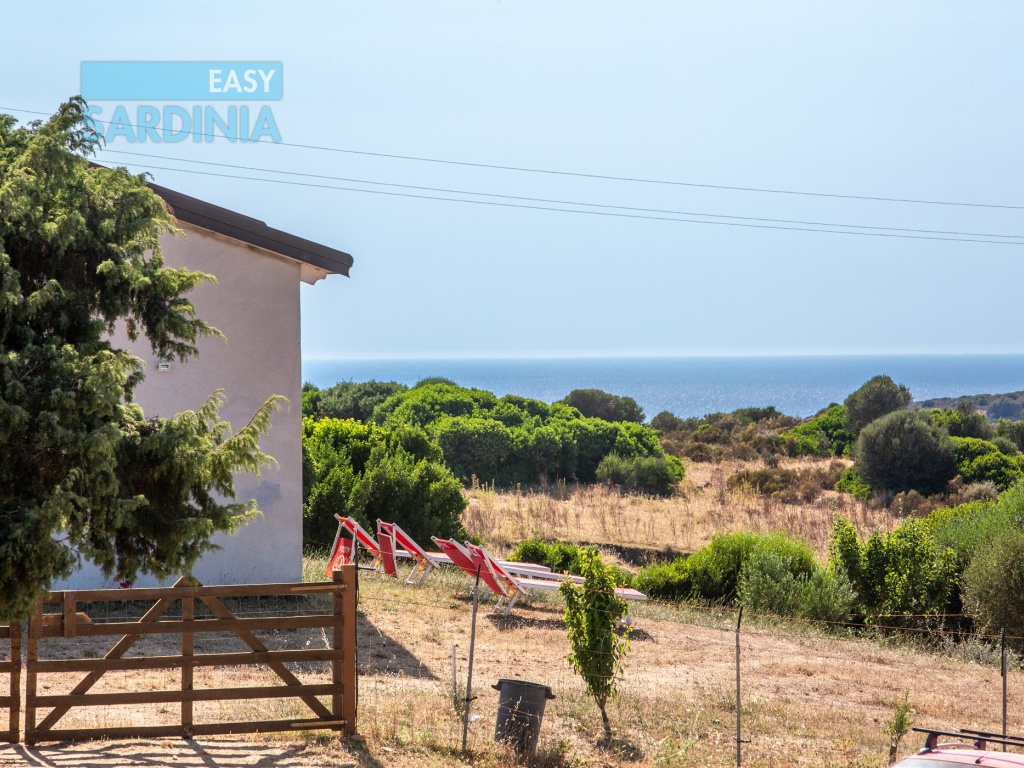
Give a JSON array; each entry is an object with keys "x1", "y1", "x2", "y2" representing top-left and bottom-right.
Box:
[
  {"x1": 0, "y1": 737, "x2": 370, "y2": 768},
  {"x1": 357, "y1": 614, "x2": 437, "y2": 681}
]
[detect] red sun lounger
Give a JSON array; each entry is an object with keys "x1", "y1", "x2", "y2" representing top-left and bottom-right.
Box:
[
  {"x1": 431, "y1": 537, "x2": 513, "y2": 605},
  {"x1": 376, "y1": 520, "x2": 399, "y2": 578},
  {"x1": 466, "y1": 542, "x2": 649, "y2": 611},
  {"x1": 325, "y1": 515, "x2": 381, "y2": 576},
  {"x1": 388, "y1": 522, "x2": 440, "y2": 586}
]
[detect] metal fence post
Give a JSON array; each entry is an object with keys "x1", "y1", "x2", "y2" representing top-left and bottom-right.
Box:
[{"x1": 462, "y1": 565, "x2": 482, "y2": 754}]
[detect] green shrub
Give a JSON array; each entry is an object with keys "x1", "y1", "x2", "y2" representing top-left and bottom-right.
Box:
[
  {"x1": 854, "y1": 410, "x2": 956, "y2": 495},
  {"x1": 844, "y1": 375, "x2": 912, "y2": 436},
  {"x1": 799, "y1": 569, "x2": 857, "y2": 622},
  {"x1": 595, "y1": 453, "x2": 631, "y2": 486},
  {"x1": 782, "y1": 404, "x2": 853, "y2": 457},
  {"x1": 738, "y1": 548, "x2": 803, "y2": 616},
  {"x1": 829, "y1": 516, "x2": 958, "y2": 618},
  {"x1": 992, "y1": 436, "x2": 1020, "y2": 456},
  {"x1": 996, "y1": 419, "x2": 1024, "y2": 451},
  {"x1": 962, "y1": 529, "x2": 1024, "y2": 638},
  {"x1": 633, "y1": 561, "x2": 689, "y2": 601},
  {"x1": 559, "y1": 388, "x2": 645, "y2": 423},
  {"x1": 635, "y1": 530, "x2": 816, "y2": 604},
  {"x1": 835, "y1": 465, "x2": 872, "y2": 501},
  {"x1": 930, "y1": 403, "x2": 994, "y2": 440},
  {"x1": 302, "y1": 380, "x2": 408, "y2": 422},
  {"x1": 738, "y1": 546, "x2": 856, "y2": 622},
  {"x1": 509, "y1": 538, "x2": 550, "y2": 566},
  {"x1": 651, "y1": 411, "x2": 688, "y2": 433},
  {"x1": 598, "y1": 453, "x2": 684, "y2": 497},
  {"x1": 302, "y1": 417, "x2": 467, "y2": 548}
]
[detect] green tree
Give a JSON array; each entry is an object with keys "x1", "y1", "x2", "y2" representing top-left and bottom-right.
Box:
[
  {"x1": 963, "y1": 529, "x2": 1024, "y2": 639},
  {"x1": 844, "y1": 375, "x2": 912, "y2": 435},
  {"x1": 854, "y1": 410, "x2": 956, "y2": 495},
  {"x1": 0, "y1": 99, "x2": 279, "y2": 620},
  {"x1": 302, "y1": 380, "x2": 408, "y2": 422},
  {"x1": 929, "y1": 402, "x2": 994, "y2": 440},
  {"x1": 560, "y1": 550, "x2": 630, "y2": 742},
  {"x1": 559, "y1": 388, "x2": 645, "y2": 423}
]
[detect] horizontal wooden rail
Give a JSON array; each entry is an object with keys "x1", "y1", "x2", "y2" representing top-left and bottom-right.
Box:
[
  {"x1": 41, "y1": 581, "x2": 347, "y2": 604},
  {"x1": 37, "y1": 613, "x2": 336, "y2": 639},
  {"x1": 40, "y1": 717, "x2": 350, "y2": 742},
  {"x1": 32, "y1": 683, "x2": 337, "y2": 708},
  {"x1": 32, "y1": 648, "x2": 345, "y2": 674}
]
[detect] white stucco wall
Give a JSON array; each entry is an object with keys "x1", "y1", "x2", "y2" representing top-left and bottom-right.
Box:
[{"x1": 55, "y1": 223, "x2": 308, "y2": 589}]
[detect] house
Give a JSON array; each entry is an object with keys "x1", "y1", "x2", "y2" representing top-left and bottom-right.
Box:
[{"x1": 55, "y1": 182, "x2": 352, "y2": 589}]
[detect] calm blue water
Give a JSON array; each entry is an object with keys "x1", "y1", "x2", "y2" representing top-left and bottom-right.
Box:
[{"x1": 301, "y1": 355, "x2": 1024, "y2": 419}]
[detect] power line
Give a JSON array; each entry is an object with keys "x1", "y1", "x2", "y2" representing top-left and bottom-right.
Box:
[
  {"x1": 99, "y1": 148, "x2": 1024, "y2": 242},
  {"x1": 5, "y1": 104, "x2": 1024, "y2": 212},
  {"x1": 105, "y1": 158, "x2": 1024, "y2": 246}
]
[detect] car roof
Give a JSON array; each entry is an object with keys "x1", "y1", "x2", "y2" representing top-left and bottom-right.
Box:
[{"x1": 897, "y1": 748, "x2": 1024, "y2": 766}]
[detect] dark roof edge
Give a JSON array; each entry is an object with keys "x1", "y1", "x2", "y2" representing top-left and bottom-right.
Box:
[{"x1": 148, "y1": 182, "x2": 352, "y2": 276}]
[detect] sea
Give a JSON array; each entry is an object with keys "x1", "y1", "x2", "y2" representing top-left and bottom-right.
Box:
[{"x1": 301, "y1": 355, "x2": 1024, "y2": 420}]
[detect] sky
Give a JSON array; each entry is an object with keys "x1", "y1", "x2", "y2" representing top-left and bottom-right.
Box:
[{"x1": 3, "y1": 2, "x2": 1024, "y2": 360}]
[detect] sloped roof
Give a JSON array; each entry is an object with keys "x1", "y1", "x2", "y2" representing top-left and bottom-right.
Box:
[{"x1": 149, "y1": 182, "x2": 353, "y2": 277}]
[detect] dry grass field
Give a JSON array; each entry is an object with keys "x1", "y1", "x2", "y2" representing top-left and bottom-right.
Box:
[
  {"x1": 464, "y1": 458, "x2": 901, "y2": 561},
  {"x1": 1, "y1": 457, "x2": 1013, "y2": 768}
]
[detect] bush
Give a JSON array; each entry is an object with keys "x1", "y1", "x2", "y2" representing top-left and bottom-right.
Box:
[
  {"x1": 302, "y1": 417, "x2": 468, "y2": 548},
  {"x1": 738, "y1": 547, "x2": 803, "y2": 616},
  {"x1": 595, "y1": 453, "x2": 630, "y2": 486},
  {"x1": 835, "y1": 465, "x2": 872, "y2": 501},
  {"x1": 799, "y1": 569, "x2": 857, "y2": 622},
  {"x1": 992, "y1": 436, "x2": 1019, "y2": 456},
  {"x1": 996, "y1": 419, "x2": 1024, "y2": 451},
  {"x1": 782, "y1": 404, "x2": 853, "y2": 457},
  {"x1": 302, "y1": 380, "x2": 408, "y2": 422},
  {"x1": 635, "y1": 530, "x2": 816, "y2": 604},
  {"x1": 854, "y1": 410, "x2": 957, "y2": 495},
  {"x1": 844, "y1": 375, "x2": 912, "y2": 436},
  {"x1": 508, "y1": 538, "x2": 550, "y2": 566},
  {"x1": 929, "y1": 403, "x2": 994, "y2": 440},
  {"x1": 829, "y1": 516, "x2": 958, "y2": 618},
  {"x1": 598, "y1": 453, "x2": 683, "y2": 497},
  {"x1": 651, "y1": 410, "x2": 688, "y2": 433},
  {"x1": 559, "y1": 389, "x2": 645, "y2": 423},
  {"x1": 739, "y1": 547, "x2": 856, "y2": 622},
  {"x1": 633, "y1": 561, "x2": 689, "y2": 601},
  {"x1": 962, "y1": 529, "x2": 1024, "y2": 638},
  {"x1": 728, "y1": 462, "x2": 845, "y2": 503}
]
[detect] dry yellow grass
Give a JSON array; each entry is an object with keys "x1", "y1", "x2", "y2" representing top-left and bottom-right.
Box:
[{"x1": 463, "y1": 457, "x2": 900, "y2": 560}]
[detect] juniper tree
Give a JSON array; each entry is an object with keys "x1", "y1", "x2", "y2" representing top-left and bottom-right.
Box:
[{"x1": 0, "y1": 98, "x2": 281, "y2": 620}]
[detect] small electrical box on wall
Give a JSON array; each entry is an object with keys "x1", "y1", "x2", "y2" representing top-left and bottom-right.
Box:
[{"x1": 157, "y1": 360, "x2": 171, "y2": 372}]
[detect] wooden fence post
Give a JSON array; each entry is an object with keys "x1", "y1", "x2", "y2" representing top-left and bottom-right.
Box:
[
  {"x1": 9, "y1": 621, "x2": 20, "y2": 744},
  {"x1": 25, "y1": 598, "x2": 42, "y2": 745},
  {"x1": 182, "y1": 588, "x2": 194, "y2": 738},
  {"x1": 333, "y1": 565, "x2": 358, "y2": 736}
]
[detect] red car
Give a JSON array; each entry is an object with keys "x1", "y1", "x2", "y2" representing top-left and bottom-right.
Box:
[{"x1": 892, "y1": 729, "x2": 1024, "y2": 767}]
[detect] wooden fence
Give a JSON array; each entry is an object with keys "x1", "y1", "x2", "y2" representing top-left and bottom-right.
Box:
[
  {"x1": 0, "y1": 565, "x2": 358, "y2": 745},
  {"x1": 0, "y1": 622, "x2": 20, "y2": 743}
]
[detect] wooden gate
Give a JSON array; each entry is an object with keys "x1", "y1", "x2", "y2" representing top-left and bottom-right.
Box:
[
  {"x1": 0, "y1": 622, "x2": 20, "y2": 743},
  {"x1": 24, "y1": 566, "x2": 357, "y2": 744}
]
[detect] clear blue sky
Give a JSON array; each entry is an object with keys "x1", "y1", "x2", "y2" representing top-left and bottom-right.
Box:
[{"x1": 4, "y1": 3, "x2": 1023, "y2": 359}]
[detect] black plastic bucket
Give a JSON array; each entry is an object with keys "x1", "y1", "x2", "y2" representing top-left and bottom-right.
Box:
[{"x1": 492, "y1": 678, "x2": 556, "y2": 757}]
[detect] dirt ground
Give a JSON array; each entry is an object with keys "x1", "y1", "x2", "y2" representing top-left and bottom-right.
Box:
[{"x1": 3, "y1": 566, "x2": 1022, "y2": 768}]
